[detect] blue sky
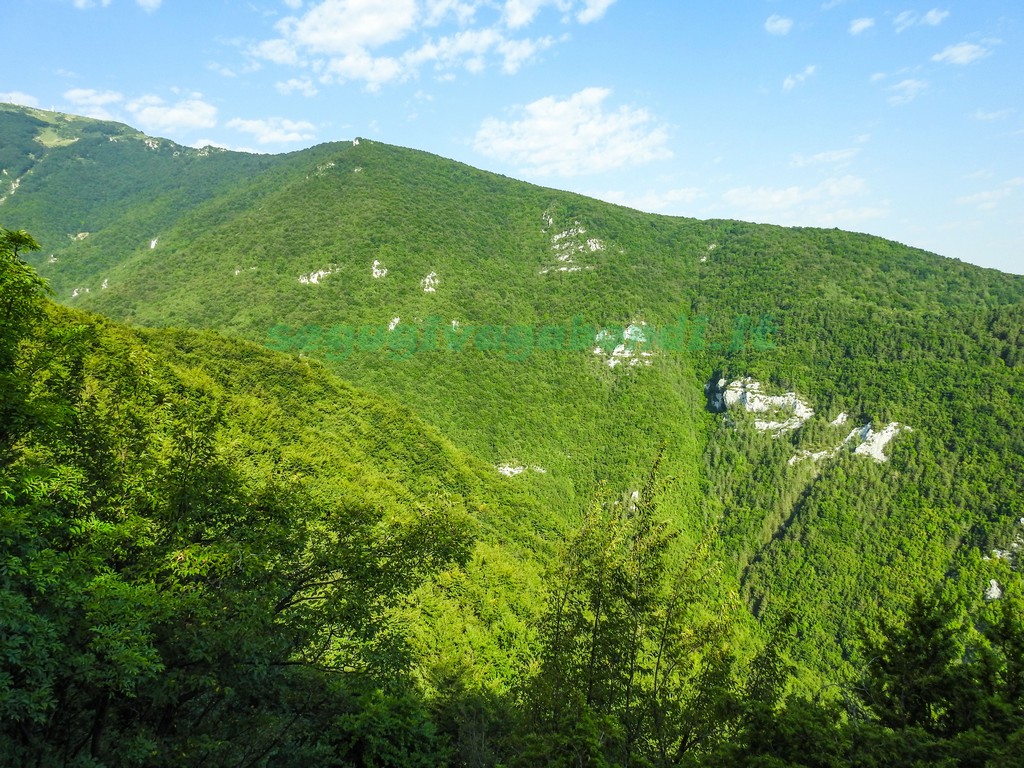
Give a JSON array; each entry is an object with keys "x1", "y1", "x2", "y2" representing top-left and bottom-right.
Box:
[{"x1": 4, "y1": 0, "x2": 1022, "y2": 274}]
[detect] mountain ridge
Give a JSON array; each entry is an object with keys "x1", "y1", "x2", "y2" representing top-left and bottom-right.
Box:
[{"x1": 2, "y1": 104, "x2": 1022, "y2": 690}]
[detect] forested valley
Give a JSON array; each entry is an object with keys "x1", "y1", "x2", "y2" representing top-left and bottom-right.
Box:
[{"x1": 2, "y1": 104, "x2": 1023, "y2": 766}]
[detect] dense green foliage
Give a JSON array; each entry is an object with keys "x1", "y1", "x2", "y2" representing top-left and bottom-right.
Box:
[
  {"x1": 2, "y1": 102, "x2": 1024, "y2": 763},
  {"x1": 0, "y1": 104, "x2": 280, "y2": 291},
  {"x1": 0, "y1": 228, "x2": 518, "y2": 764}
]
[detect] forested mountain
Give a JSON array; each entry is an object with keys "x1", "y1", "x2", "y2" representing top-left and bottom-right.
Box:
[{"x1": 2, "y1": 104, "x2": 1023, "y2": 766}]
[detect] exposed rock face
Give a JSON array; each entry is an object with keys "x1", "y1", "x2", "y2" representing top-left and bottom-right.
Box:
[
  {"x1": 986, "y1": 579, "x2": 1003, "y2": 601},
  {"x1": 707, "y1": 377, "x2": 814, "y2": 435},
  {"x1": 853, "y1": 422, "x2": 908, "y2": 462},
  {"x1": 707, "y1": 377, "x2": 910, "y2": 463},
  {"x1": 593, "y1": 323, "x2": 653, "y2": 368},
  {"x1": 789, "y1": 421, "x2": 910, "y2": 465},
  {"x1": 298, "y1": 266, "x2": 335, "y2": 284},
  {"x1": 539, "y1": 212, "x2": 602, "y2": 274},
  {"x1": 495, "y1": 464, "x2": 546, "y2": 477}
]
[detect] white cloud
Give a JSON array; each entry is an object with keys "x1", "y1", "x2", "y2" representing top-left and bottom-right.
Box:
[
  {"x1": 424, "y1": 0, "x2": 481, "y2": 26},
  {"x1": 955, "y1": 178, "x2": 1024, "y2": 210},
  {"x1": 276, "y1": 77, "x2": 319, "y2": 96},
  {"x1": 64, "y1": 88, "x2": 122, "y2": 105},
  {"x1": 226, "y1": 116, "x2": 317, "y2": 144},
  {"x1": 136, "y1": 0, "x2": 163, "y2": 10},
  {"x1": 254, "y1": 38, "x2": 303, "y2": 66},
  {"x1": 973, "y1": 108, "x2": 1012, "y2": 121},
  {"x1": 473, "y1": 87, "x2": 672, "y2": 177},
  {"x1": 209, "y1": 63, "x2": 238, "y2": 78},
  {"x1": 602, "y1": 187, "x2": 704, "y2": 213},
  {"x1": 63, "y1": 88, "x2": 124, "y2": 120},
  {"x1": 0, "y1": 91, "x2": 39, "y2": 108},
  {"x1": 783, "y1": 65, "x2": 817, "y2": 91},
  {"x1": 893, "y1": 11, "x2": 915, "y2": 32},
  {"x1": 327, "y1": 25, "x2": 557, "y2": 85},
  {"x1": 895, "y1": 8, "x2": 949, "y2": 32},
  {"x1": 72, "y1": 0, "x2": 112, "y2": 8},
  {"x1": 888, "y1": 78, "x2": 927, "y2": 105},
  {"x1": 502, "y1": 0, "x2": 558, "y2": 29},
  {"x1": 404, "y1": 27, "x2": 503, "y2": 69},
  {"x1": 126, "y1": 94, "x2": 218, "y2": 133},
  {"x1": 496, "y1": 35, "x2": 555, "y2": 73},
  {"x1": 577, "y1": 0, "x2": 615, "y2": 24},
  {"x1": 321, "y1": 50, "x2": 405, "y2": 90},
  {"x1": 765, "y1": 15, "x2": 793, "y2": 35},
  {"x1": 792, "y1": 147, "x2": 860, "y2": 167},
  {"x1": 192, "y1": 138, "x2": 261, "y2": 154},
  {"x1": 932, "y1": 42, "x2": 990, "y2": 65},
  {"x1": 849, "y1": 18, "x2": 874, "y2": 35},
  {"x1": 966, "y1": 169, "x2": 995, "y2": 180},
  {"x1": 725, "y1": 176, "x2": 865, "y2": 211},
  {"x1": 278, "y1": 0, "x2": 419, "y2": 55},
  {"x1": 497, "y1": 0, "x2": 611, "y2": 28},
  {"x1": 251, "y1": 0, "x2": 617, "y2": 87},
  {"x1": 722, "y1": 175, "x2": 888, "y2": 227}
]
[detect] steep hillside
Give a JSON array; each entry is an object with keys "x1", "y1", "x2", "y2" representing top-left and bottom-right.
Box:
[
  {"x1": 0, "y1": 102, "x2": 283, "y2": 278},
  {"x1": 3, "y1": 105, "x2": 1023, "y2": 685},
  {"x1": 1, "y1": 232, "x2": 575, "y2": 763}
]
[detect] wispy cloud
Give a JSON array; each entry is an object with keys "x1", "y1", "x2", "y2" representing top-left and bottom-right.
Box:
[
  {"x1": 73, "y1": 0, "x2": 160, "y2": 8},
  {"x1": 502, "y1": 0, "x2": 616, "y2": 27},
  {"x1": 765, "y1": 15, "x2": 794, "y2": 35},
  {"x1": 722, "y1": 175, "x2": 888, "y2": 227},
  {"x1": 956, "y1": 177, "x2": 1024, "y2": 210},
  {"x1": 423, "y1": 0, "x2": 480, "y2": 26},
  {"x1": 63, "y1": 88, "x2": 124, "y2": 120},
  {"x1": 226, "y1": 116, "x2": 317, "y2": 144},
  {"x1": 724, "y1": 176, "x2": 864, "y2": 211},
  {"x1": 602, "y1": 187, "x2": 704, "y2": 213},
  {"x1": 783, "y1": 65, "x2": 817, "y2": 91},
  {"x1": 792, "y1": 147, "x2": 860, "y2": 167},
  {"x1": 893, "y1": 11, "x2": 916, "y2": 32},
  {"x1": 276, "y1": 0, "x2": 419, "y2": 55},
  {"x1": 495, "y1": 36, "x2": 557, "y2": 73},
  {"x1": 972, "y1": 108, "x2": 1013, "y2": 121},
  {"x1": 473, "y1": 87, "x2": 671, "y2": 176},
  {"x1": 250, "y1": 0, "x2": 615, "y2": 90},
  {"x1": 577, "y1": 0, "x2": 616, "y2": 24},
  {"x1": 503, "y1": 0, "x2": 549, "y2": 29},
  {"x1": 190, "y1": 137, "x2": 259, "y2": 154},
  {"x1": 932, "y1": 42, "x2": 991, "y2": 65},
  {"x1": 276, "y1": 78, "x2": 319, "y2": 97},
  {"x1": 849, "y1": 18, "x2": 875, "y2": 35},
  {"x1": 888, "y1": 78, "x2": 927, "y2": 105},
  {"x1": 0, "y1": 91, "x2": 40, "y2": 108},
  {"x1": 126, "y1": 93, "x2": 218, "y2": 133},
  {"x1": 894, "y1": 8, "x2": 949, "y2": 32}
]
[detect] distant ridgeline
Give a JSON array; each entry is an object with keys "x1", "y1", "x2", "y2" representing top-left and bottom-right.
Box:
[{"x1": 2, "y1": 104, "x2": 1024, "y2": 763}]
